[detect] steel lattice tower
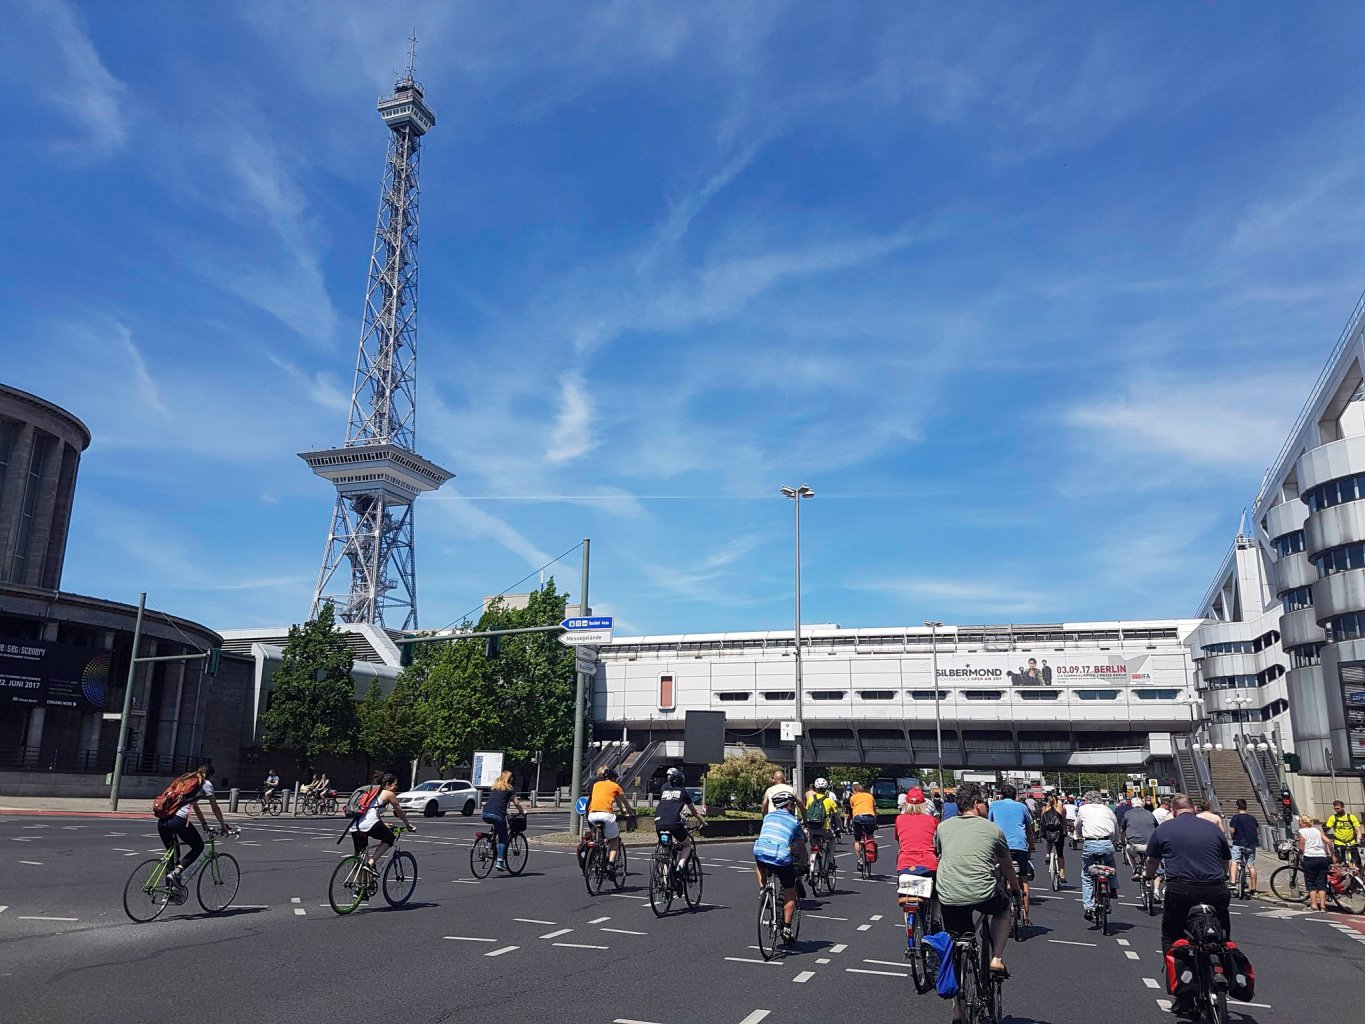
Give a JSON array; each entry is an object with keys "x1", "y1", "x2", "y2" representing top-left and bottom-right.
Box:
[{"x1": 301, "y1": 52, "x2": 452, "y2": 630}]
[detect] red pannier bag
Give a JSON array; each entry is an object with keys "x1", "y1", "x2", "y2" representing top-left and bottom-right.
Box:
[
  {"x1": 1218, "y1": 942, "x2": 1255, "y2": 1002},
  {"x1": 1164, "y1": 939, "x2": 1199, "y2": 997},
  {"x1": 864, "y1": 836, "x2": 879, "y2": 864}
]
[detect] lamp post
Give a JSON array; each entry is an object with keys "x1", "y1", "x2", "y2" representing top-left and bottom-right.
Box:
[
  {"x1": 925, "y1": 620, "x2": 944, "y2": 792},
  {"x1": 780, "y1": 484, "x2": 815, "y2": 798},
  {"x1": 1228, "y1": 693, "x2": 1252, "y2": 747}
]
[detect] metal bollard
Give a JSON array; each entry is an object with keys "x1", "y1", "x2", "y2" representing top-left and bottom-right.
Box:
[
  {"x1": 229, "y1": 787, "x2": 240, "y2": 813},
  {"x1": 292, "y1": 781, "x2": 301, "y2": 817}
]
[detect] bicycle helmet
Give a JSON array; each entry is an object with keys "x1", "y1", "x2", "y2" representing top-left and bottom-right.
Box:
[
  {"x1": 769, "y1": 790, "x2": 794, "y2": 809},
  {"x1": 603, "y1": 767, "x2": 619, "y2": 781},
  {"x1": 666, "y1": 767, "x2": 685, "y2": 785},
  {"x1": 814, "y1": 777, "x2": 829, "y2": 792}
]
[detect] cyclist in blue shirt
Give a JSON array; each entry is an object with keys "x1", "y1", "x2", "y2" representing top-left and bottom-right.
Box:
[
  {"x1": 753, "y1": 791, "x2": 808, "y2": 943},
  {"x1": 989, "y1": 784, "x2": 1035, "y2": 924}
]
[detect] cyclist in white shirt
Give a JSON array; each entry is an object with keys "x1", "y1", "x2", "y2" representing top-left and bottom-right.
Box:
[
  {"x1": 1075, "y1": 790, "x2": 1120, "y2": 919},
  {"x1": 161, "y1": 764, "x2": 232, "y2": 888},
  {"x1": 349, "y1": 772, "x2": 415, "y2": 872}
]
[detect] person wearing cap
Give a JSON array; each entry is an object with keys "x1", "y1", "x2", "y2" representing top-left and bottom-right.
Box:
[
  {"x1": 753, "y1": 790, "x2": 808, "y2": 944},
  {"x1": 896, "y1": 790, "x2": 939, "y2": 874}
]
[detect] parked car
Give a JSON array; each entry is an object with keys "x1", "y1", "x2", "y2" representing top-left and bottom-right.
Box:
[{"x1": 397, "y1": 779, "x2": 478, "y2": 817}]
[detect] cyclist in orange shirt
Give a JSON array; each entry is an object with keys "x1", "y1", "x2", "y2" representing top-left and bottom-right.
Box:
[
  {"x1": 587, "y1": 768, "x2": 636, "y2": 878},
  {"x1": 849, "y1": 782, "x2": 879, "y2": 866}
]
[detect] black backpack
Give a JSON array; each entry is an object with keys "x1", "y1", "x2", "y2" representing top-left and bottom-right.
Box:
[{"x1": 1041, "y1": 809, "x2": 1064, "y2": 837}]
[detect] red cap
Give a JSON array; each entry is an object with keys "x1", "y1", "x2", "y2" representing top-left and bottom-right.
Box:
[{"x1": 905, "y1": 788, "x2": 926, "y2": 804}]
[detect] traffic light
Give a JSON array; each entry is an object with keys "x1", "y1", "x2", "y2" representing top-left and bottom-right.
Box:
[
  {"x1": 205, "y1": 647, "x2": 222, "y2": 675},
  {"x1": 485, "y1": 635, "x2": 500, "y2": 659}
]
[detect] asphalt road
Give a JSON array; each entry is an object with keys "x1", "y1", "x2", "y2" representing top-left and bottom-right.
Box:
[{"x1": 2, "y1": 810, "x2": 1364, "y2": 1024}]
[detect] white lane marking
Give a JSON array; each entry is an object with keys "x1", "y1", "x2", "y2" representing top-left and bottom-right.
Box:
[
  {"x1": 113, "y1": 848, "x2": 136, "y2": 853},
  {"x1": 18, "y1": 916, "x2": 78, "y2": 921},
  {"x1": 588, "y1": 916, "x2": 611, "y2": 924},
  {"x1": 21, "y1": 825, "x2": 46, "y2": 829},
  {"x1": 514, "y1": 918, "x2": 556, "y2": 925},
  {"x1": 1116, "y1": 938, "x2": 1130, "y2": 946},
  {"x1": 62, "y1": 826, "x2": 83, "y2": 830},
  {"x1": 290, "y1": 897, "x2": 301, "y2": 904},
  {"x1": 725, "y1": 957, "x2": 779, "y2": 965},
  {"x1": 293, "y1": 908, "x2": 306, "y2": 916},
  {"x1": 601, "y1": 927, "x2": 646, "y2": 935},
  {"x1": 1048, "y1": 939, "x2": 1097, "y2": 947},
  {"x1": 869, "y1": 914, "x2": 883, "y2": 921},
  {"x1": 443, "y1": 936, "x2": 498, "y2": 942},
  {"x1": 614, "y1": 1020, "x2": 664, "y2": 1024},
  {"x1": 793, "y1": 971, "x2": 814, "y2": 983},
  {"x1": 553, "y1": 942, "x2": 608, "y2": 949},
  {"x1": 453, "y1": 879, "x2": 481, "y2": 885},
  {"x1": 738, "y1": 1013, "x2": 771, "y2": 1024},
  {"x1": 806, "y1": 914, "x2": 847, "y2": 921},
  {"x1": 863, "y1": 958, "x2": 911, "y2": 968},
  {"x1": 609, "y1": 893, "x2": 649, "y2": 900},
  {"x1": 1124, "y1": 951, "x2": 1140, "y2": 960},
  {"x1": 539, "y1": 928, "x2": 573, "y2": 939},
  {"x1": 0, "y1": 907, "x2": 7, "y2": 914},
  {"x1": 830, "y1": 943, "x2": 847, "y2": 953},
  {"x1": 1230, "y1": 1001, "x2": 1273, "y2": 1009},
  {"x1": 103, "y1": 833, "x2": 127, "y2": 837},
  {"x1": 272, "y1": 838, "x2": 294, "y2": 842},
  {"x1": 11, "y1": 838, "x2": 37, "y2": 842},
  {"x1": 816, "y1": 957, "x2": 831, "y2": 964},
  {"x1": 845, "y1": 967, "x2": 907, "y2": 977},
  {"x1": 485, "y1": 946, "x2": 519, "y2": 957},
  {"x1": 856, "y1": 924, "x2": 871, "y2": 931},
  {"x1": 18, "y1": 861, "x2": 42, "y2": 866},
  {"x1": 1143, "y1": 978, "x2": 1159, "y2": 989},
  {"x1": 1157, "y1": 999, "x2": 1172, "y2": 1013}
]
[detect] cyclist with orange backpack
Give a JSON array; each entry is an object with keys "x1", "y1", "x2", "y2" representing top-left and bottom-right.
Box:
[
  {"x1": 348, "y1": 772, "x2": 415, "y2": 873},
  {"x1": 155, "y1": 764, "x2": 231, "y2": 888}
]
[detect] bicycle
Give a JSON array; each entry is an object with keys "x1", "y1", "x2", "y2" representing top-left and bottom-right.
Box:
[
  {"x1": 648, "y1": 823, "x2": 704, "y2": 916},
  {"x1": 581, "y1": 817, "x2": 630, "y2": 896},
  {"x1": 122, "y1": 825, "x2": 241, "y2": 922},
  {"x1": 953, "y1": 905, "x2": 1004, "y2": 1024},
  {"x1": 898, "y1": 871, "x2": 939, "y2": 995},
  {"x1": 1269, "y1": 844, "x2": 1305, "y2": 904},
  {"x1": 1009, "y1": 884, "x2": 1024, "y2": 941},
  {"x1": 1231, "y1": 852, "x2": 1251, "y2": 902},
  {"x1": 328, "y1": 825, "x2": 418, "y2": 914},
  {"x1": 299, "y1": 790, "x2": 337, "y2": 816},
  {"x1": 1176, "y1": 904, "x2": 1234, "y2": 1024},
  {"x1": 1089, "y1": 863, "x2": 1116, "y2": 935},
  {"x1": 807, "y1": 831, "x2": 837, "y2": 896},
  {"x1": 830, "y1": 814, "x2": 849, "y2": 847},
  {"x1": 1046, "y1": 844, "x2": 1064, "y2": 891},
  {"x1": 756, "y1": 867, "x2": 802, "y2": 961},
  {"x1": 245, "y1": 791, "x2": 283, "y2": 817},
  {"x1": 470, "y1": 813, "x2": 528, "y2": 878},
  {"x1": 855, "y1": 826, "x2": 878, "y2": 880}
]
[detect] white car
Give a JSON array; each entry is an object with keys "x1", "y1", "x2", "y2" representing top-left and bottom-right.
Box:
[{"x1": 397, "y1": 779, "x2": 478, "y2": 818}]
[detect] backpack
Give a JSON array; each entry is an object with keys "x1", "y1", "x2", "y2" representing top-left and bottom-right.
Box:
[
  {"x1": 345, "y1": 785, "x2": 382, "y2": 819},
  {"x1": 153, "y1": 772, "x2": 204, "y2": 820},
  {"x1": 1041, "y1": 809, "x2": 1065, "y2": 837},
  {"x1": 806, "y1": 798, "x2": 828, "y2": 827}
]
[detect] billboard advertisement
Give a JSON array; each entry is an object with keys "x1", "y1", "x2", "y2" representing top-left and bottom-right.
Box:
[
  {"x1": 934, "y1": 651, "x2": 1162, "y2": 686},
  {"x1": 0, "y1": 636, "x2": 111, "y2": 710},
  {"x1": 1341, "y1": 664, "x2": 1365, "y2": 771}
]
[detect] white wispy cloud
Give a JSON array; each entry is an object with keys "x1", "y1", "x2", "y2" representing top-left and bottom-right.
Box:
[
  {"x1": 120, "y1": 331, "x2": 168, "y2": 418},
  {"x1": 545, "y1": 371, "x2": 595, "y2": 465},
  {"x1": 431, "y1": 490, "x2": 554, "y2": 571}
]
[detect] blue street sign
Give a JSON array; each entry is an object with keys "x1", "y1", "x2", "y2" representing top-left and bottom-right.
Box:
[
  {"x1": 576, "y1": 796, "x2": 589, "y2": 815},
  {"x1": 562, "y1": 616, "x2": 613, "y2": 631}
]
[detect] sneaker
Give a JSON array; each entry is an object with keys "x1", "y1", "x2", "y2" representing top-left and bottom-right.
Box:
[
  {"x1": 494, "y1": 860, "x2": 506, "y2": 871},
  {"x1": 166, "y1": 868, "x2": 184, "y2": 887},
  {"x1": 781, "y1": 927, "x2": 795, "y2": 944},
  {"x1": 1083, "y1": 908, "x2": 1093, "y2": 921}
]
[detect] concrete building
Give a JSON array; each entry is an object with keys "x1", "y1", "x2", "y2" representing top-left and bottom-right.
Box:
[{"x1": 0, "y1": 384, "x2": 253, "y2": 797}]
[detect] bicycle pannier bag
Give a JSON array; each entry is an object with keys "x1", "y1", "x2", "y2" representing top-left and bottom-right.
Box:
[
  {"x1": 1164, "y1": 939, "x2": 1199, "y2": 996},
  {"x1": 925, "y1": 931, "x2": 958, "y2": 999},
  {"x1": 864, "y1": 836, "x2": 879, "y2": 864},
  {"x1": 152, "y1": 773, "x2": 203, "y2": 820},
  {"x1": 805, "y1": 799, "x2": 827, "y2": 827},
  {"x1": 1218, "y1": 942, "x2": 1254, "y2": 1001}
]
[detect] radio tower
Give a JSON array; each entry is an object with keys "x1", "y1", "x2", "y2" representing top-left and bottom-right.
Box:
[{"x1": 301, "y1": 38, "x2": 452, "y2": 630}]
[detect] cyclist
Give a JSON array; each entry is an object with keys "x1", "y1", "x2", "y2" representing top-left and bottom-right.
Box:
[
  {"x1": 1039, "y1": 794, "x2": 1068, "y2": 886},
  {"x1": 160, "y1": 764, "x2": 232, "y2": 888},
  {"x1": 1075, "y1": 789, "x2": 1119, "y2": 921},
  {"x1": 262, "y1": 768, "x2": 280, "y2": 805},
  {"x1": 933, "y1": 783, "x2": 1020, "y2": 990},
  {"x1": 481, "y1": 769, "x2": 526, "y2": 872},
  {"x1": 301, "y1": 772, "x2": 322, "y2": 796},
  {"x1": 761, "y1": 768, "x2": 798, "y2": 813},
  {"x1": 1227, "y1": 798, "x2": 1260, "y2": 895},
  {"x1": 349, "y1": 772, "x2": 415, "y2": 873},
  {"x1": 1326, "y1": 800, "x2": 1363, "y2": 868},
  {"x1": 849, "y1": 781, "x2": 879, "y2": 866},
  {"x1": 895, "y1": 787, "x2": 938, "y2": 912},
  {"x1": 753, "y1": 790, "x2": 807, "y2": 943},
  {"x1": 587, "y1": 767, "x2": 636, "y2": 879},
  {"x1": 654, "y1": 767, "x2": 705, "y2": 877},
  {"x1": 1121, "y1": 798, "x2": 1161, "y2": 897},
  {"x1": 988, "y1": 784, "x2": 1034, "y2": 925},
  {"x1": 1064, "y1": 794, "x2": 1080, "y2": 847},
  {"x1": 805, "y1": 778, "x2": 839, "y2": 876}
]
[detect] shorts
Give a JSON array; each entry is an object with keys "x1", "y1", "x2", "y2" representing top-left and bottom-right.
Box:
[
  {"x1": 1043, "y1": 834, "x2": 1065, "y2": 857},
  {"x1": 587, "y1": 810, "x2": 619, "y2": 840},
  {"x1": 853, "y1": 815, "x2": 878, "y2": 841},
  {"x1": 656, "y1": 823, "x2": 688, "y2": 845},
  {"x1": 941, "y1": 890, "x2": 1010, "y2": 936},
  {"x1": 1231, "y1": 845, "x2": 1255, "y2": 867},
  {"x1": 1010, "y1": 850, "x2": 1034, "y2": 881},
  {"x1": 755, "y1": 859, "x2": 798, "y2": 889},
  {"x1": 351, "y1": 820, "x2": 395, "y2": 855}
]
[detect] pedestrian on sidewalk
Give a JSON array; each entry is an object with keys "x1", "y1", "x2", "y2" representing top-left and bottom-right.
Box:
[{"x1": 1298, "y1": 815, "x2": 1333, "y2": 912}]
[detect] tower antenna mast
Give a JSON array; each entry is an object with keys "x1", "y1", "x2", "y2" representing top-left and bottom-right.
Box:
[{"x1": 301, "y1": 43, "x2": 452, "y2": 630}]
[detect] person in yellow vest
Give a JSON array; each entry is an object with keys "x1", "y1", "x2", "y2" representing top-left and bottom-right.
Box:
[{"x1": 1327, "y1": 800, "x2": 1363, "y2": 868}]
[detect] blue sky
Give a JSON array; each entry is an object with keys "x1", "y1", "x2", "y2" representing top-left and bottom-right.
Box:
[{"x1": 4, "y1": 2, "x2": 1364, "y2": 637}]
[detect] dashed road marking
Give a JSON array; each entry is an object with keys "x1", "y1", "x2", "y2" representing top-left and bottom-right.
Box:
[
  {"x1": 816, "y1": 957, "x2": 831, "y2": 964},
  {"x1": 614, "y1": 1019, "x2": 663, "y2": 1024},
  {"x1": 515, "y1": 918, "x2": 556, "y2": 925},
  {"x1": 539, "y1": 928, "x2": 573, "y2": 939},
  {"x1": 553, "y1": 942, "x2": 608, "y2": 949},
  {"x1": 293, "y1": 908, "x2": 306, "y2": 916},
  {"x1": 1124, "y1": 951, "x2": 1140, "y2": 960},
  {"x1": 588, "y1": 916, "x2": 611, "y2": 924},
  {"x1": 830, "y1": 943, "x2": 847, "y2": 953},
  {"x1": 738, "y1": 1013, "x2": 771, "y2": 1024},
  {"x1": 18, "y1": 916, "x2": 77, "y2": 921},
  {"x1": 601, "y1": 927, "x2": 646, "y2": 935},
  {"x1": 724, "y1": 957, "x2": 779, "y2": 966},
  {"x1": 869, "y1": 914, "x2": 883, "y2": 921},
  {"x1": 845, "y1": 967, "x2": 907, "y2": 977},
  {"x1": 1116, "y1": 938, "x2": 1130, "y2": 946},
  {"x1": 444, "y1": 936, "x2": 498, "y2": 942},
  {"x1": 1143, "y1": 978, "x2": 1159, "y2": 989},
  {"x1": 486, "y1": 946, "x2": 519, "y2": 957},
  {"x1": 863, "y1": 958, "x2": 910, "y2": 968},
  {"x1": 453, "y1": 879, "x2": 481, "y2": 885},
  {"x1": 609, "y1": 893, "x2": 649, "y2": 900},
  {"x1": 807, "y1": 914, "x2": 847, "y2": 921},
  {"x1": 0, "y1": 907, "x2": 7, "y2": 914},
  {"x1": 793, "y1": 970, "x2": 814, "y2": 983},
  {"x1": 18, "y1": 861, "x2": 42, "y2": 866},
  {"x1": 290, "y1": 897, "x2": 301, "y2": 903},
  {"x1": 1048, "y1": 939, "x2": 1096, "y2": 947},
  {"x1": 856, "y1": 924, "x2": 871, "y2": 931}
]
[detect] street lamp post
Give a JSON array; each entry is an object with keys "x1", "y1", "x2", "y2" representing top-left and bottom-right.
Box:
[
  {"x1": 781, "y1": 485, "x2": 815, "y2": 798},
  {"x1": 924, "y1": 620, "x2": 945, "y2": 792}
]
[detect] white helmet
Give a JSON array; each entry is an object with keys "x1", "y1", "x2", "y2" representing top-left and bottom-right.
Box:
[{"x1": 814, "y1": 777, "x2": 829, "y2": 791}]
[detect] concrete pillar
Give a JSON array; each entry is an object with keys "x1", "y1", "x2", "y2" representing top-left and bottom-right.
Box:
[
  {"x1": 24, "y1": 432, "x2": 59, "y2": 588},
  {"x1": 22, "y1": 707, "x2": 44, "y2": 768},
  {"x1": 0, "y1": 422, "x2": 35, "y2": 579}
]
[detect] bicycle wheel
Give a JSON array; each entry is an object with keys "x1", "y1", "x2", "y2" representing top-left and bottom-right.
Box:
[
  {"x1": 324, "y1": 796, "x2": 338, "y2": 814},
  {"x1": 757, "y1": 885, "x2": 780, "y2": 961},
  {"x1": 469, "y1": 836, "x2": 495, "y2": 879},
  {"x1": 123, "y1": 858, "x2": 174, "y2": 923},
  {"x1": 1207, "y1": 989, "x2": 1229, "y2": 1024},
  {"x1": 196, "y1": 852, "x2": 240, "y2": 913},
  {"x1": 1270, "y1": 865, "x2": 1306, "y2": 903},
  {"x1": 328, "y1": 856, "x2": 366, "y2": 915},
  {"x1": 584, "y1": 844, "x2": 606, "y2": 895},
  {"x1": 612, "y1": 843, "x2": 628, "y2": 889},
  {"x1": 907, "y1": 904, "x2": 929, "y2": 993},
  {"x1": 268, "y1": 797, "x2": 283, "y2": 817},
  {"x1": 957, "y1": 947, "x2": 980, "y2": 1024},
  {"x1": 649, "y1": 853, "x2": 672, "y2": 917},
  {"x1": 506, "y1": 833, "x2": 528, "y2": 876},
  {"x1": 1010, "y1": 892, "x2": 1022, "y2": 941},
  {"x1": 789, "y1": 895, "x2": 802, "y2": 943},
  {"x1": 244, "y1": 798, "x2": 262, "y2": 817},
  {"x1": 1097, "y1": 895, "x2": 1109, "y2": 936},
  {"x1": 1050, "y1": 854, "x2": 1061, "y2": 891},
  {"x1": 683, "y1": 854, "x2": 704, "y2": 908},
  {"x1": 383, "y1": 851, "x2": 418, "y2": 906}
]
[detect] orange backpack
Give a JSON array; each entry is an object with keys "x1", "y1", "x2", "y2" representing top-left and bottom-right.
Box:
[{"x1": 153, "y1": 772, "x2": 204, "y2": 819}]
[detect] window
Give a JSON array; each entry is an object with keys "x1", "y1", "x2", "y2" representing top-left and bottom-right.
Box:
[
  {"x1": 0, "y1": 419, "x2": 14, "y2": 509},
  {"x1": 714, "y1": 691, "x2": 751, "y2": 702},
  {"x1": 963, "y1": 690, "x2": 1003, "y2": 701},
  {"x1": 807, "y1": 691, "x2": 847, "y2": 701},
  {"x1": 658, "y1": 674, "x2": 675, "y2": 712},
  {"x1": 1018, "y1": 690, "x2": 1060, "y2": 700},
  {"x1": 1289, "y1": 644, "x2": 1323, "y2": 668},
  {"x1": 1133, "y1": 689, "x2": 1180, "y2": 700},
  {"x1": 909, "y1": 690, "x2": 948, "y2": 700},
  {"x1": 856, "y1": 690, "x2": 897, "y2": 700},
  {"x1": 1314, "y1": 542, "x2": 1365, "y2": 578},
  {"x1": 1075, "y1": 689, "x2": 1120, "y2": 700},
  {"x1": 1273, "y1": 530, "x2": 1306, "y2": 558},
  {"x1": 1305, "y1": 472, "x2": 1365, "y2": 512},
  {"x1": 761, "y1": 691, "x2": 796, "y2": 701},
  {"x1": 1324, "y1": 612, "x2": 1365, "y2": 643},
  {"x1": 1282, "y1": 587, "x2": 1313, "y2": 613}
]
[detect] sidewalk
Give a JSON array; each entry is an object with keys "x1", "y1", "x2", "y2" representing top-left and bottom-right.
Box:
[{"x1": 0, "y1": 793, "x2": 573, "y2": 819}]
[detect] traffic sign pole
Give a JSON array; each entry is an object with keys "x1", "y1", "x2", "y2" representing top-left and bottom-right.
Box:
[{"x1": 568, "y1": 538, "x2": 590, "y2": 838}]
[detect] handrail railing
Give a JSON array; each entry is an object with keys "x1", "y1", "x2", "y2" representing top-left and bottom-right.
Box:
[{"x1": 1235, "y1": 735, "x2": 1278, "y2": 838}]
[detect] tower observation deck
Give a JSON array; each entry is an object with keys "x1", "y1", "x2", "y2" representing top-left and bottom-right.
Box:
[{"x1": 303, "y1": 59, "x2": 452, "y2": 630}]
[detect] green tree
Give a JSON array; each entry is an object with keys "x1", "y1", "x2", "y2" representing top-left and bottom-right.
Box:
[
  {"x1": 357, "y1": 672, "x2": 428, "y2": 769},
  {"x1": 259, "y1": 602, "x2": 358, "y2": 773},
  {"x1": 418, "y1": 582, "x2": 575, "y2": 771},
  {"x1": 704, "y1": 751, "x2": 776, "y2": 811}
]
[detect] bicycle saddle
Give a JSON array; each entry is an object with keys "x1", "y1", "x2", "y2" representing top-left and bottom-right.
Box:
[{"x1": 1087, "y1": 864, "x2": 1117, "y2": 877}]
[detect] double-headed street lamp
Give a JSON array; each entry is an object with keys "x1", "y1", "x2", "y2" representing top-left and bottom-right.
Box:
[
  {"x1": 925, "y1": 620, "x2": 944, "y2": 792},
  {"x1": 781, "y1": 484, "x2": 815, "y2": 797}
]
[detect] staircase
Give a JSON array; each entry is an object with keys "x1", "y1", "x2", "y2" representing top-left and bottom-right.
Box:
[
  {"x1": 1174, "y1": 742, "x2": 1202, "y2": 801},
  {"x1": 1204, "y1": 749, "x2": 1265, "y2": 825}
]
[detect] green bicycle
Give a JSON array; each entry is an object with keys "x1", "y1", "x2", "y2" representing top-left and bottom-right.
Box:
[
  {"x1": 122, "y1": 826, "x2": 241, "y2": 922},
  {"x1": 329, "y1": 825, "x2": 418, "y2": 914}
]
